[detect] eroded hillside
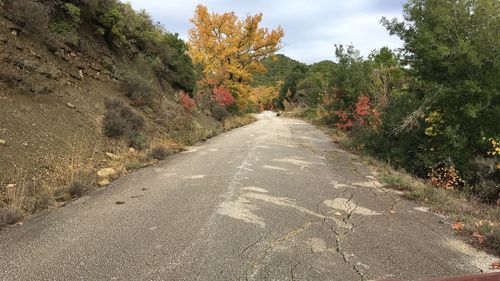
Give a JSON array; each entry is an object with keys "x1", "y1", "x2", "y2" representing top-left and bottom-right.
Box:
[{"x1": 0, "y1": 0, "x2": 248, "y2": 224}]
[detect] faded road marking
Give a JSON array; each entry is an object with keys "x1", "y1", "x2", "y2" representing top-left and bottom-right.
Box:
[
  {"x1": 352, "y1": 180, "x2": 382, "y2": 188},
  {"x1": 330, "y1": 180, "x2": 349, "y2": 189},
  {"x1": 242, "y1": 186, "x2": 268, "y2": 193},
  {"x1": 262, "y1": 165, "x2": 288, "y2": 171},
  {"x1": 271, "y1": 157, "x2": 324, "y2": 170},
  {"x1": 218, "y1": 189, "x2": 350, "y2": 229},
  {"x1": 218, "y1": 197, "x2": 265, "y2": 228},
  {"x1": 323, "y1": 198, "x2": 381, "y2": 216},
  {"x1": 184, "y1": 175, "x2": 206, "y2": 179}
]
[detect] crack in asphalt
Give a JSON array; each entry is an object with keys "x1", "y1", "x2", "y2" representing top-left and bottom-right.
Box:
[
  {"x1": 328, "y1": 191, "x2": 366, "y2": 280},
  {"x1": 167, "y1": 141, "x2": 259, "y2": 272},
  {"x1": 290, "y1": 261, "x2": 300, "y2": 281},
  {"x1": 331, "y1": 224, "x2": 365, "y2": 281},
  {"x1": 243, "y1": 221, "x2": 316, "y2": 280},
  {"x1": 240, "y1": 235, "x2": 267, "y2": 255}
]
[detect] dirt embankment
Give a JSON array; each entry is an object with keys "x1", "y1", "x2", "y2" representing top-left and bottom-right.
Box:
[{"x1": 0, "y1": 11, "x2": 250, "y2": 225}]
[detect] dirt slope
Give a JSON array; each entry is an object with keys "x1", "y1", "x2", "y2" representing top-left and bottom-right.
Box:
[{"x1": 0, "y1": 12, "x2": 221, "y2": 218}]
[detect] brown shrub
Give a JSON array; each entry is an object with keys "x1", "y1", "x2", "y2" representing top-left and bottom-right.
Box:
[
  {"x1": 5, "y1": 0, "x2": 50, "y2": 33},
  {"x1": 149, "y1": 145, "x2": 171, "y2": 160},
  {"x1": 121, "y1": 72, "x2": 154, "y2": 107},
  {"x1": 0, "y1": 207, "x2": 21, "y2": 227},
  {"x1": 102, "y1": 98, "x2": 144, "y2": 139}
]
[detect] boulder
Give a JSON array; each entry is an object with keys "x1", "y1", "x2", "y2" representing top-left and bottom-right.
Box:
[
  {"x1": 98, "y1": 179, "x2": 110, "y2": 187},
  {"x1": 105, "y1": 152, "x2": 121, "y2": 160},
  {"x1": 97, "y1": 168, "x2": 115, "y2": 178}
]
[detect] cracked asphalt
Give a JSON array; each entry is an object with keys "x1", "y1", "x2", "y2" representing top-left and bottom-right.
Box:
[{"x1": 0, "y1": 111, "x2": 497, "y2": 281}]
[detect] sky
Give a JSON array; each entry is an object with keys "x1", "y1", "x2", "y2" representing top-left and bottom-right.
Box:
[{"x1": 125, "y1": 1, "x2": 406, "y2": 64}]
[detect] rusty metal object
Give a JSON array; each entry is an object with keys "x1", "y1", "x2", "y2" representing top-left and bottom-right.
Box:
[{"x1": 380, "y1": 272, "x2": 500, "y2": 281}]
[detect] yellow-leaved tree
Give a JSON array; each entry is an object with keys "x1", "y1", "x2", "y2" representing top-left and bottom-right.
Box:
[{"x1": 188, "y1": 5, "x2": 284, "y2": 111}]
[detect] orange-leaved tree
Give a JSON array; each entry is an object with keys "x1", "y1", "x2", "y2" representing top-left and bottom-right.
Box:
[{"x1": 188, "y1": 5, "x2": 284, "y2": 111}]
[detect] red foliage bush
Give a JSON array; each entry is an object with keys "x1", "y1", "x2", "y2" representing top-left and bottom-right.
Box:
[
  {"x1": 335, "y1": 109, "x2": 354, "y2": 129},
  {"x1": 180, "y1": 91, "x2": 196, "y2": 111},
  {"x1": 335, "y1": 95, "x2": 381, "y2": 130},
  {"x1": 212, "y1": 86, "x2": 235, "y2": 107},
  {"x1": 354, "y1": 95, "x2": 381, "y2": 127}
]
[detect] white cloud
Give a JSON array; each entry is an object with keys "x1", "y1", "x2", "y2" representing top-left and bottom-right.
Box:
[{"x1": 124, "y1": 0, "x2": 406, "y2": 64}]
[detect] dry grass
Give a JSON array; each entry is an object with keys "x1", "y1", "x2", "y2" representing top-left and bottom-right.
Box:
[
  {"x1": 288, "y1": 113, "x2": 500, "y2": 256},
  {"x1": 379, "y1": 169, "x2": 500, "y2": 256},
  {"x1": 0, "y1": 109, "x2": 254, "y2": 227},
  {"x1": 223, "y1": 114, "x2": 256, "y2": 131},
  {"x1": 0, "y1": 207, "x2": 21, "y2": 227},
  {"x1": 0, "y1": 135, "x2": 100, "y2": 224}
]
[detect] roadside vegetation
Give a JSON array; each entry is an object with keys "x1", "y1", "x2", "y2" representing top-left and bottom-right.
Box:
[
  {"x1": 0, "y1": 0, "x2": 497, "y2": 258},
  {"x1": 275, "y1": 0, "x2": 499, "y2": 254},
  {"x1": 0, "y1": 1, "x2": 275, "y2": 226}
]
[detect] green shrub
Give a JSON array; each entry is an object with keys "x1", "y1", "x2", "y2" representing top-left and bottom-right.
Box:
[
  {"x1": 64, "y1": 3, "x2": 81, "y2": 25},
  {"x1": 462, "y1": 181, "x2": 499, "y2": 205},
  {"x1": 128, "y1": 132, "x2": 148, "y2": 150},
  {"x1": 150, "y1": 41, "x2": 196, "y2": 93},
  {"x1": 124, "y1": 161, "x2": 144, "y2": 171},
  {"x1": 102, "y1": 98, "x2": 144, "y2": 138},
  {"x1": 211, "y1": 104, "x2": 228, "y2": 121},
  {"x1": 95, "y1": 5, "x2": 126, "y2": 48}
]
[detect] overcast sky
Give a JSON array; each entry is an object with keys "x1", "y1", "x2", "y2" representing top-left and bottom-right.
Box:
[{"x1": 125, "y1": 1, "x2": 406, "y2": 64}]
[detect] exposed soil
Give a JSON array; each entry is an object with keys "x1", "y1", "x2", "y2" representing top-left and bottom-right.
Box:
[{"x1": 0, "y1": 13, "x2": 221, "y2": 215}]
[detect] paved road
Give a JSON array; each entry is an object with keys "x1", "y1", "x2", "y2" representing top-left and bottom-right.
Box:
[{"x1": 0, "y1": 112, "x2": 497, "y2": 280}]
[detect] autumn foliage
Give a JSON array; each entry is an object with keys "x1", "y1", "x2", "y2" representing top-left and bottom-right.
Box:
[
  {"x1": 334, "y1": 95, "x2": 380, "y2": 130},
  {"x1": 248, "y1": 84, "x2": 281, "y2": 111},
  {"x1": 180, "y1": 91, "x2": 196, "y2": 111},
  {"x1": 212, "y1": 86, "x2": 235, "y2": 107},
  {"x1": 188, "y1": 5, "x2": 283, "y2": 111}
]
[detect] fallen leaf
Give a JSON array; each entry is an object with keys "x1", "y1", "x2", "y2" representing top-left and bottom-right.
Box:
[
  {"x1": 491, "y1": 260, "x2": 500, "y2": 269},
  {"x1": 452, "y1": 222, "x2": 464, "y2": 231}
]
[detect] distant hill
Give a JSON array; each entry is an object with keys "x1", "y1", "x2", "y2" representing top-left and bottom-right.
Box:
[
  {"x1": 252, "y1": 54, "x2": 305, "y2": 87},
  {"x1": 308, "y1": 60, "x2": 336, "y2": 81},
  {"x1": 253, "y1": 55, "x2": 337, "y2": 88}
]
